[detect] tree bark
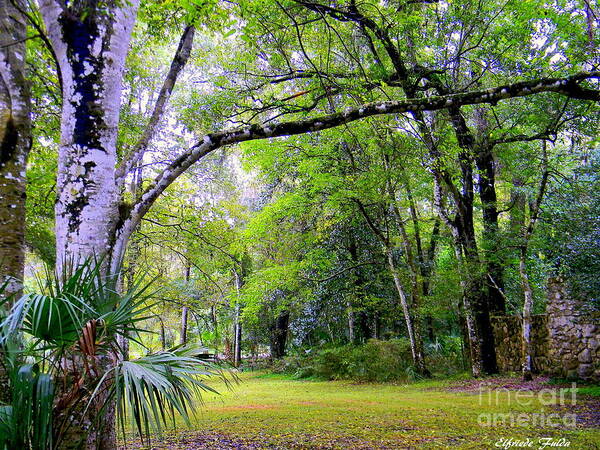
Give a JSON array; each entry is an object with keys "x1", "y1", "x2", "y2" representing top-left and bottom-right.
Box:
[
  {"x1": 347, "y1": 235, "x2": 371, "y2": 343},
  {"x1": 180, "y1": 306, "x2": 189, "y2": 346},
  {"x1": 473, "y1": 107, "x2": 506, "y2": 315},
  {"x1": 180, "y1": 263, "x2": 191, "y2": 345},
  {"x1": 475, "y1": 146, "x2": 506, "y2": 314},
  {"x1": 233, "y1": 303, "x2": 242, "y2": 366},
  {"x1": 346, "y1": 298, "x2": 355, "y2": 343},
  {"x1": 520, "y1": 250, "x2": 534, "y2": 381},
  {"x1": 0, "y1": 0, "x2": 31, "y2": 406},
  {"x1": 0, "y1": 0, "x2": 31, "y2": 300},
  {"x1": 40, "y1": 0, "x2": 139, "y2": 273}
]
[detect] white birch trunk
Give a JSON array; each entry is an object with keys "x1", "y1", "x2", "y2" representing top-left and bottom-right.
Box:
[
  {"x1": 520, "y1": 251, "x2": 534, "y2": 381},
  {"x1": 40, "y1": 0, "x2": 139, "y2": 272},
  {"x1": 386, "y1": 248, "x2": 426, "y2": 374},
  {"x1": 38, "y1": 2, "x2": 139, "y2": 448}
]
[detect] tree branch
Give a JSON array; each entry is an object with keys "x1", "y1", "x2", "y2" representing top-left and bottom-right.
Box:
[
  {"x1": 109, "y1": 71, "x2": 600, "y2": 273},
  {"x1": 115, "y1": 25, "x2": 195, "y2": 189}
]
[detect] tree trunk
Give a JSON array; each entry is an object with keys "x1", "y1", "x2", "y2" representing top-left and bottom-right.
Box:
[
  {"x1": 356, "y1": 309, "x2": 372, "y2": 342},
  {"x1": 180, "y1": 306, "x2": 189, "y2": 346},
  {"x1": 346, "y1": 299, "x2": 355, "y2": 343},
  {"x1": 40, "y1": 0, "x2": 139, "y2": 274},
  {"x1": 434, "y1": 177, "x2": 497, "y2": 377},
  {"x1": 476, "y1": 148, "x2": 506, "y2": 315},
  {"x1": 180, "y1": 263, "x2": 191, "y2": 345},
  {"x1": 233, "y1": 304, "x2": 242, "y2": 366},
  {"x1": 520, "y1": 141, "x2": 549, "y2": 381},
  {"x1": 386, "y1": 248, "x2": 428, "y2": 376},
  {"x1": 473, "y1": 107, "x2": 505, "y2": 315},
  {"x1": 353, "y1": 196, "x2": 428, "y2": 374},
  {"x1": 270, "y1": 311, "x2": 289, "y2": 359},
  {"x1": 0, "y1": 0, "x2": 31, "y2": 300},
  {"x1": 232, "y1": 268, "x2": 244, "y2": 366},
  {"x1": 38, "y1": 2, "x2": 138, "y2": 447},
  {"x1": 386, "y1": 182, "x2": 430, "y2": 376},
  {"x1": 373, "y1": 315, "x2": 381, "y2": 340},
  {"x1": 160, "y1": 319, "x2": 167, "y2": 351},
  {"x1": 0, "y1": 0, "x2": 30, "y2": 406},
  {"x1": 519, "y1": 249, "x2": 534, "y2": 381},
  {"x1": 347, "y1": 235, "x2": 370, "y2": 343},
  {"x1": 405, "y1": 178, "x2": 440, "y2": 342},
  {"x1": 458, "y1": 218, "x2": 498, "y2": 376}
]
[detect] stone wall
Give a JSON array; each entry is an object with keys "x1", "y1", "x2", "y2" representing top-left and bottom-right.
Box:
[
  {"x1": 545, "y1": 278, "x2": 600, "y2": 380},
  {"x1": 491, "y1": 278, "x2": 600, "y2": 381},
  {"x1": 491, "y1": 315, "x2": 549, "y2": 373}
]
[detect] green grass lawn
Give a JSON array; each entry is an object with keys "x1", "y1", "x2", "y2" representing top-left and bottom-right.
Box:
[{"x1": 123, "y1": 372, "x2": 600, "y2": 449}]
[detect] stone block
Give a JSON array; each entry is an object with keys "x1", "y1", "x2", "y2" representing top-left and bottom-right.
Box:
[
  {"x1": 578, "y1": 364, "x2": 593, "y2": 378},
  {"x1": 578, "y1": 348, "x2": 592, "y2": 363},
  {"x1": 582, "y1": 325, "x2": 596, "y2": 338},
  {"x1": 566, "y1": 359, "x2": 579, "y2": 370}
]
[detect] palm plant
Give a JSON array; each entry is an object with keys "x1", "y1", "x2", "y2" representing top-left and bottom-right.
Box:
[{"x1": 0, "y1": 260, "x2": 228, "y2": 449}]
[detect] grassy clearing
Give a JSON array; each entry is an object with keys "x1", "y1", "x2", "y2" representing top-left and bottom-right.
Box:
[{"x1": 123, "y1": 372, "x2": 600, "y2": 449}]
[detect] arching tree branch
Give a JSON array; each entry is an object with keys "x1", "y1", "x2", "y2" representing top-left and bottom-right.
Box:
[{"x1": 108, "y1": 70, "x2": 600, "y2": 273}]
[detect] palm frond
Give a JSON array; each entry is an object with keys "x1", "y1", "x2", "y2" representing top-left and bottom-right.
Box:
[{"x1": 100, "y1": 349, "x2": 228, "y2": 443}]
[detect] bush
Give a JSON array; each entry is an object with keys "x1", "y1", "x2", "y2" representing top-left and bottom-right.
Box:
[
  {"x1": 425, "y1": 335, "x2": 465, "y2": 376},
  {"x1": 276, "y1": 339, "x2": 417, "y2": 382}
]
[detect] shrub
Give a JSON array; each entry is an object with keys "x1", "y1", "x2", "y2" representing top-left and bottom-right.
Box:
[
  {"x1": 276, "y1": 339, "x2": 417, "y2": 382},
  {"x1": 425, "y1": 335, "x2": 465, "y2": 376}
]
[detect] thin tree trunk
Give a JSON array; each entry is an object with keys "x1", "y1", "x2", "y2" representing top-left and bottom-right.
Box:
[
  {"x1": 233, "y1": 304, "x2": 242, "y2": 366},
  {"x1": 346, "y1": 299, "x2": 355, "y2": 343},
  {"x1": 353, "y1": 197, "x2": 428, "y2": 374},
  {"x1": 347, "y1": 235, "x2": 371, "y2": 343},
  {"x1": 160, "y1": 319, "x2": 167, "y2": 351},
  {"x1": 519, "y1": 250, "x2": 534, "y2": 381},
  {"x1": 373, "y1": 315, "x2": 381, "y2": 340},
  {"x1": 386, "y1": 248, "x2": 427, "y2": 375},
  {"x1": 521, "y1": 141, "x2": 549, "y2": 381},
  {"x1": 180, "y1": 263, "x2": 191, "y2": 345},
  {"x1": 382, "y1": 163, "x2": 429, "y2": 374},
  {"x1": 232, "y1": 268, "x2": 244, "y2": 366},
  {"x1": 180, "y1": 306, "x2": 189, "y2": 346}
]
